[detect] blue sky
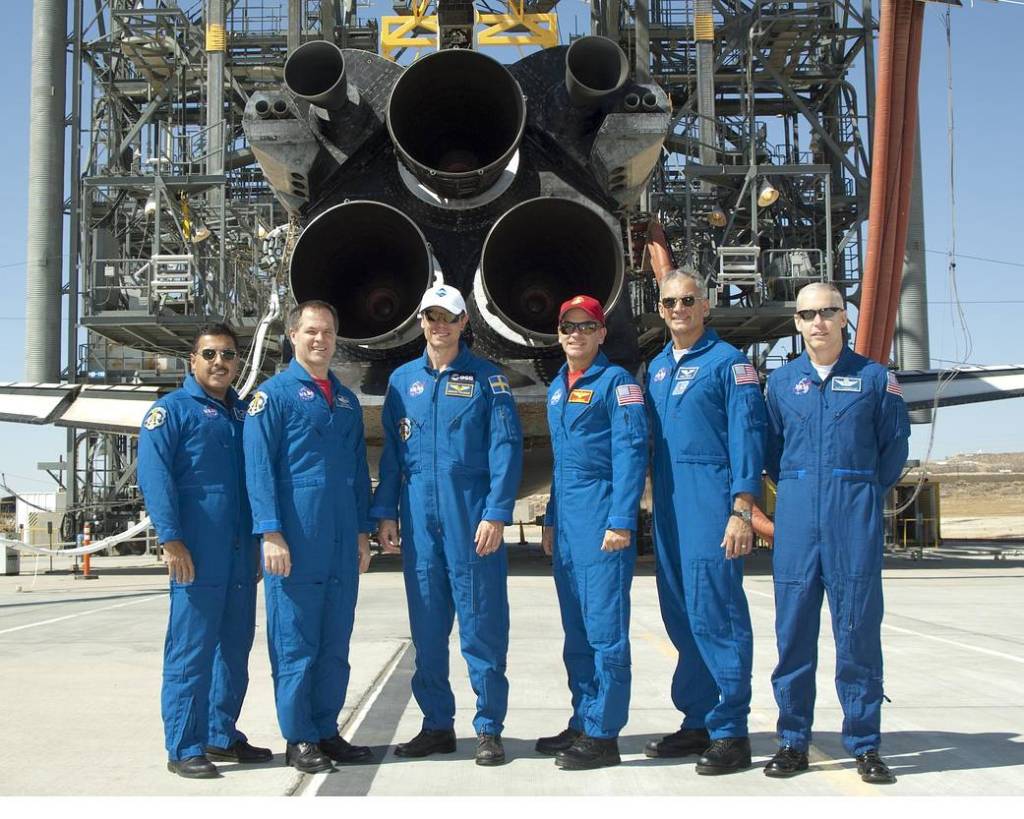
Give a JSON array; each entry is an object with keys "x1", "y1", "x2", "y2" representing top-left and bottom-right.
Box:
[{"x1": 0, "y1": 1, "x2": 1022, "y2": 492}]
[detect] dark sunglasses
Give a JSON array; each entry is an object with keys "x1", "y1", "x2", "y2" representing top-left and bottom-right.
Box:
[
  {"x1": 558, "y1": 320, "x2": 602, "y2": 335},
  {"x1": 423, "y1": 310, "x2": 462, "y2": 324},
  {"x1": 795, "y1": 306, "x2": 843, "y2": 321},
  {"x1": 661, "y1": 295, "x2": 701, "y2": 309},
  {"x1": 198, "y1": 348, "x2": 237, "y2": 361}
]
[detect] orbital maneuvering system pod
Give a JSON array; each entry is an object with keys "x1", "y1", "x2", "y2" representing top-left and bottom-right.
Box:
[{"x1": 243, "y1": 36, "x2": 670, "y2": 370}]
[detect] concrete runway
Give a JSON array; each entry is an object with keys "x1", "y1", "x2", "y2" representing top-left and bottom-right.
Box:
[{"x1": 1, "y1": 546, "x2": 1022, "y2": 797}]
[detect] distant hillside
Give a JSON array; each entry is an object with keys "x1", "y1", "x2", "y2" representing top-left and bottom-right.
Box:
[
  {"x1": 923, "y1": 452, "x2": 1024, "y2": 476},
  {"x1": 910, "y1": 453, "x2": 1024, "y2": 519}
]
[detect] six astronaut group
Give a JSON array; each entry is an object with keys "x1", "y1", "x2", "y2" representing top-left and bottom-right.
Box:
[{"x1": 138, "y1": 270, "x2": 910, "y2": 785}]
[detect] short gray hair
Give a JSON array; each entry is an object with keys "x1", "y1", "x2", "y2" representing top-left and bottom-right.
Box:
[
  {"x1": 659, "y1": 267, "x2": 708, "y2": 294},
  {"x1": 796, "y1": 281, "x2": 844, "y2": 307},
  {"x1": 287, "y1": 299, "x2": 339, "y2": 333}
]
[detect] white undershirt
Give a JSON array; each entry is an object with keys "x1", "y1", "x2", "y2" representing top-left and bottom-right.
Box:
[
  {"x1": 812, "y1": 361, "x2": 835, "y2": 382},
  {"x1": 672, "y1": 347, "x2": 690, "y2": 363}
]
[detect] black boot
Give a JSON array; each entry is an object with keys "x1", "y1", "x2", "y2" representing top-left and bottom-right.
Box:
[
  {"x1": 555, "y1": 735, "x2": 621, "y2": 771},
  {"x1": 644, "y1": 728, "x2": 710, "y2": 759},
  {"x1": 536, "y1": 727, "x2": 583, "y2": 756},
  {"x1": 205, "y1": 739, "x2": 273, "y2": 763},
  {"x1": 475, "y1": 734, "x2": 506, "y2": 766},
  {"x1": 856, "y1": 750, "x2": 896, "y2": 784},
  {"x1": 393, "y1": 728, "x2": 457, "y2": 758},
  {"x1": 763, "y1": 746, "x2": 809, "y2": 778},
  {"x1": 696, "y1": 737, "x2": 752, "y2": 775},
  {"x1": 320, "y1": 734, "x2": 372, "y2": 764},
  {"x1": 167, "y1": 755, "x2": 220, "y2": 779},
  {"x1": 285, "y1": 741, "x2": 334, "y2": 773}
]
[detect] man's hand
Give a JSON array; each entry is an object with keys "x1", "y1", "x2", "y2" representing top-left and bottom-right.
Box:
[
  {"x1": 475, "y1": 520, "x2": 505, "y2": 557},
  {"x1": 358, "y1": 533, "x2": 371, "y2": 574},
  {"x1": 262, "y1": 531, "x2": 292, "y2": 577},
  {"x1": 541, "y1": 525, "x2": 553, "y2": 557},
  {"x1": 377, "y1": 519, "x2": 401, "y2": 554},
  {"x1": 601, "y1": 528, "x2": 631, "y2": 552},
  {"x1": 721, "y1": 512, "x2": 754, "y2": 559},
  {"x1": 162, "y1": 540, "x2": 194, "y2": 584}
]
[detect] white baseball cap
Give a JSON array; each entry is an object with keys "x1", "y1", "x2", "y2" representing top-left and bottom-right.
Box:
[{"x1": 418, "y1": 284, "x2": 466, "y2": 316}]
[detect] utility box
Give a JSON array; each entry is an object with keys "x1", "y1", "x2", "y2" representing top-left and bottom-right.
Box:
[{"x1": 888, "y1": 478, "x2": 941, "y2": 552}]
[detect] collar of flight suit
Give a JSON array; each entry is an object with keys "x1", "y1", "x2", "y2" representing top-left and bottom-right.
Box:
[
  {"x1": 555, "y1": 348, "x2": 612, "y2": 386},
  {"x1": 793, "y1": 343, "x2": 856, "y2": 384},
  {"x1": 655, "y1": 326, "x2": 721, "y2": 367},
  {"x1": 418, "y1": 340, "x2": 474, "y2": 376},
  {"x1": 183, "y1": 373, "x2": 240, "y2": 413},
  {"x1": 284, "y1": 357, "x2": 344, "y2": 399}
]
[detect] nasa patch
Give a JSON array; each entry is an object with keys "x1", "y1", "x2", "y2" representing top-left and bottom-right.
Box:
[
  {"x1": 652, "y1": 367, "x2": 668, "y2": 383},
  {"x1": 398, "y1": 417, "x2": 412, "y2": 442},
  {"x1": 794, "y1": 378, "x2": 812, "y2": 396},
  {"x1": 409, "y1": 381, "x2": 425, "y2": 397},
  {"x1": 247, "y1": 391, "x2": 268, "y2": 415},
  {"x1": 550, "y1": 388, "x2": 563, "y2": 406},
  {"x1": 202, "y1": 405, "x2": 218, "y2": 418},
  {"x1": 298, "y1": 386, "x2": 316, "y2": 401},
  {"x1": 143, "y1": 407, "x2": 166, "y2": 430}
]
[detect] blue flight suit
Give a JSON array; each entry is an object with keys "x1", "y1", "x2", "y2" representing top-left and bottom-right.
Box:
[
  {"x1": 371, "y1": 343, "x2": 523, "y2": 736},
  {"x1": 765, "y1": 347, "x2": 910, "y2": 756},
  {"x1": 544, "y1": 350, "x2": 648, "y2": 739},
  {"x1": 644, "y1": 329, "x2": 767, "y2": 740},
  {"x1": 137, "y1": 376, "x2": 259, "y2": 762},
  {"x1": 242, "y1": 359, "x2": 372, "y2": 743}
]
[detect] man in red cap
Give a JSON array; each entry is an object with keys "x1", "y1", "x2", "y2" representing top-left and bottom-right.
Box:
[{"x1": 535, "y1": 294, "x2": 649, "y2": 770}]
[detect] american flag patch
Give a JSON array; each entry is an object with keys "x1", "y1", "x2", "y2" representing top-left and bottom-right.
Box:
[
  {"x1": 616, "y1": 383, "x2": 645, "y2": 406},
  {"x1": 886, "y1": 371, "x2": 903, "y2": 396},
  {"x1": 732, "y1": 363, "x2": 759, "y2": 386}
]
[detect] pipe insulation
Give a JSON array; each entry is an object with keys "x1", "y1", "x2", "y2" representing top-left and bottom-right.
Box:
[{"x1": 24, "y1": 0, "x2": 68, "y2": 383}]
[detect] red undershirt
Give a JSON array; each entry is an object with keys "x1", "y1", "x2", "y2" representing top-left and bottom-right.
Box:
[
  {"x1": 313, "y1": 377, "x2": 332, "y2": 405},
  {"x1": 567, "y1": 368, "x2": 587, "y2": 391}
]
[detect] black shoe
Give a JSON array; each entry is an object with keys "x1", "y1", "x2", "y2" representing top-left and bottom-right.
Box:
[
  {"x1": 205, "y1": 739, "x2": 273, "y2": 763},
  {"x1": 285, "y1": 741, "x2": 334, "y2": 774},
  {"x1": 555, "y1": 735, "x2": 621, "y2": 771},
  {"x1": 644, "y1": 727, "x2": 710, "y2": 758},
  {"x1": 393, "y1": 728, "x2": 457, "y2": 758},
  {"x1": 536, "y1": 727, "x2": 583, "y2": 756},
  {"x1": 475, "y1": 734, "x2": 506, "y2": 766},
  {"x1": 167, "y1": 755, "x2": 220, "y2": 779},
  {"x1": 764, "y1": 746, "x2": 809, "y2": 778},
  {"x1": 320, "y1": 734, "x2": 372, "y2": 764},
  {"x1": 695, "y1": 737, "x2": 752, "y2": 775},
  {"x1": 856, "y1": 750, "x2": 896, "y2": 784}
]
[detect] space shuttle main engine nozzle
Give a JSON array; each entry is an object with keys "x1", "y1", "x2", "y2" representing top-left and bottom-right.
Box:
[
  {"x1": 386, "y1": 49, "x2": 526, "y2": 199},
  {"x1": 289, "y1": 201, "x2": 434, "y2": 350},
  {"x1": 471, "y1": 197, "x2": 624, "y2": 355},
  {"x1": 565, "y1": 36, "x2": 629, "y2": 108},
  {"x1": 284, "y1": 40, "x2": 357, "y2": 111}
]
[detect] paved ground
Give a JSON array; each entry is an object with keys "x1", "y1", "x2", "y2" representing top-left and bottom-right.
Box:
[{"x1": 1, "y1": 545, "x2": 1023, "y2": 797}]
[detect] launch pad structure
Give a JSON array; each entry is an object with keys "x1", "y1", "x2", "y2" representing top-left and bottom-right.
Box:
[{"x1": 16, "y1": 0, "x2": 925, "y2": 548}]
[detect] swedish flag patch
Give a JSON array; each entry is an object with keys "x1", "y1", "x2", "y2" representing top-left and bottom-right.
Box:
[{"x1": 488, "y1": 374, "x2": 511, "y2": 395}]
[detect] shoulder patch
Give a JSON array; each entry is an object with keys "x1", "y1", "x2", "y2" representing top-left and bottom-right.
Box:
[
  {"x1": 247, "y1": 391, "x2": 268, "y2": 416},
  {"x1": 732, "y1": 362, "x2": 760, "y2": 386},
  {"x1": 886, "y1": 371, "x2": 903, "y2": 396},
  {"x1": 549, "y1": 387, "x2": 563, "y2": 406},
  {"x1": 142, "y1": 406, "x2": 166, "y2": 430},
  {"x1": 488, "y1": 374, "x2": 511, "y2": 395},
  {"x1": 616, "y1": 383, "x2": 644, "y2": 406}
]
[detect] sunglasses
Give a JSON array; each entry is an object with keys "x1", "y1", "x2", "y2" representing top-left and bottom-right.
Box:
[
  {"x1": 558, "y1": 320, "x2": 602, "y2": 335},
  {"x1": 198, "y1": 348, "x2": 237, "y2": 361},
  {"x1": 795, "y1": 306, "x2": 843, "y2": 321},
  {"x1": 660, "y1": 295, "x2": 701, "y2": 309},
  {"x1": 423, "y1": 310, "x2": 462, "y2": 324}
]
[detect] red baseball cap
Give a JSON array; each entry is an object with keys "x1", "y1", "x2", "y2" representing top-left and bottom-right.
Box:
[{"x1": 558, "y1": 294, "x2": 605, "y2": 324}]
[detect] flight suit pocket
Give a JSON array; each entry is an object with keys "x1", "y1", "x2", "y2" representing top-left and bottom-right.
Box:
[
  {"x1": 583, "y1": 560, "x2": 625, "y2": 645},
  {"x1": 271, "y1": 580, "x2": 325, "y2": 657},
  {"x1": 689, "y1": 559, "x2": 733, "y2": 639},
  {"x1": 165, "y1": 583, "x2": 222, "y2": 677}
]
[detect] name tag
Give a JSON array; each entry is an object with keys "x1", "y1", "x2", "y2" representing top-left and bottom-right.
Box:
[
  {"x1": 445, "y1": 381, "x2": 475, "y2": 398},
  {"x1": 832, "y1": 376, "x2": 862, "y2": 393},
  {"x1": 568, "y1": 389, "x2": 593, "y2": 404},
  {"x1": 677, "y1": 366, "x2": 699, "y2": 381}
]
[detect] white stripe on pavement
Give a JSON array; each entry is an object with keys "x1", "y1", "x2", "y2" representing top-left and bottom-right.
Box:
[{"x1": 0, "y1": 593, "x2": 163, "y2": 636}]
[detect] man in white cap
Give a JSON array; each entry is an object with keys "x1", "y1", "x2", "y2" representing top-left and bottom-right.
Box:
[{"x1": 372, "y1": 285, "x2": 523, "y2": 766}]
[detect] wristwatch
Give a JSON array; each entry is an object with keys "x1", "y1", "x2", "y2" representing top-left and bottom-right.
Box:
[{"x1": 730, "y1": 508, "x2": 753, "y2": 525}]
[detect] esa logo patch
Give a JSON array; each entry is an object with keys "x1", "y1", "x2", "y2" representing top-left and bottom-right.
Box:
[
  {"x1": 409, "y1": 381, "x2": 425, "y2": 397},
  {"x1": 550, "y1": 388, "x2": 563, "y2": 406},
  {"x1": 398, "y1": 417, "x2": 412, "y2": 442},
  {"x1": 143, "y1": 407, "x2": 166, "y2": 430},
  {"x1": 298, "y1": 386, "x2": 316, "y2": 401},
  {"x1": 247, "y1": 391, "x2": 268, "y2": 415},
  {"x1": 488, "y1": 374, "x2": 510, "y2": 395}
]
